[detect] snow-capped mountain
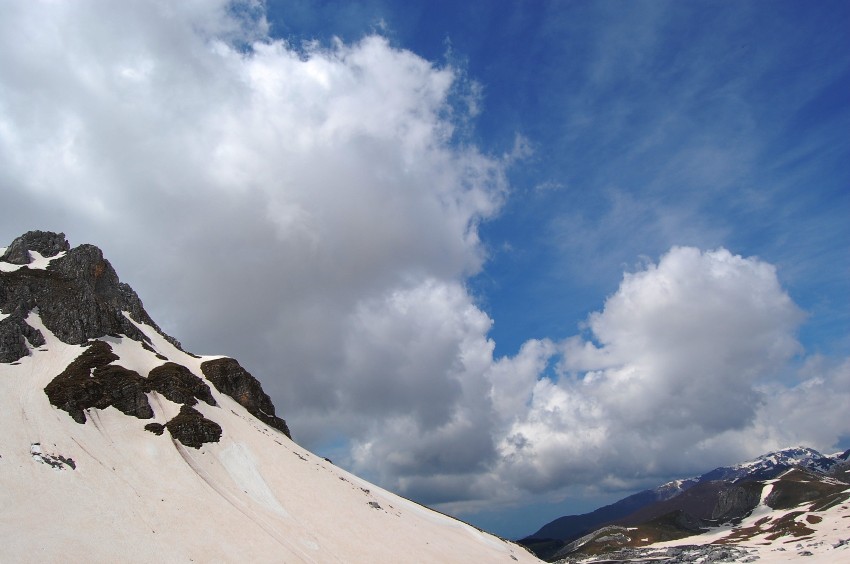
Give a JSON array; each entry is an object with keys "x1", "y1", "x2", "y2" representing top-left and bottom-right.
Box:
[
  {"x1": 521, "y1": 447, "x2": 850, "y2": 562},
  {"x1": 0, "y1": 231, "x2": 539, "y2": 563},
  {"x1": 696, "y1": 446, "x2": 846, "y2": 483}
]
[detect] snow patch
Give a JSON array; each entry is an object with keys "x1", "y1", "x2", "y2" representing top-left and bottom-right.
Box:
[
  {"x1": 0, "y1": 261, "x2": 21, "y2": 272},
  {"x1": 0, "y1": 249, "x2": 67, "y2": 272},
  {"x1": 122, "y1": 312, "x2": 223, "y2": 374},
  {"x1": 219, "y1": 443, "x2": 290, "y2": 519},
  {"x1": 28, "y1": 250, "x2": 67, "y2": 269}
]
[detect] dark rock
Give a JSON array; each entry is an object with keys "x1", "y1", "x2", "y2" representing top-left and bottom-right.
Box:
[
  {"x1": 0, "y1": 315, "x2": 46, "y2": 363},
  {"x1": 1, "y1": 230, "x2": 70, "y2": 265},
  {"x1": 711, "y1": 483, "x2": 762, "y2": 521},
  {"x1": 145, "y1": 423, "x2": 165, "y2": 435},
  {"x1": 0, "y1": 232, "x2": 182, "y2": 363},
  {"x1": 44, "y1": 340, "x2": 154, "y2": 423},
  {"x1": 200, "y1": 357, "x2": 290, "y2": 438},
  {"x1": 165, "y1": 405, "x2": 222, "y2": 448},
  {"x1": 148, "y1": 362, "x2": 216, "y2": 407},
  {"x1": 30, "y1": 442, "x2": 77, "y2": 471},
  {"x1": 94, "y1": 364, "x2": 156, "y2": 419}
]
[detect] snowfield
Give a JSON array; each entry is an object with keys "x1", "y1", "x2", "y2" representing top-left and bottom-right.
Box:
[{"x1": 0, "y1": 313, "x2": 539, "y2": 563}]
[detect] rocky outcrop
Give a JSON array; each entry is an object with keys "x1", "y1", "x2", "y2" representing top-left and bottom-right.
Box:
[
  {"x1": 164, "y1": 405, "x2": 223, "y2": 449},
  {"x1": 1, "y1": 230, "x2": 69, "y2": 265},
  {"x1": 711, "y1": 483, "x2": 762, "y2": 522},
  {"x1": 5, "y1": 230, "x2": 290, "y2": 447},
  {"x1": 148, "y1": 363, "x2": 217, "y2": 407},
  {"x1": 44, "y1": 341, "x2": 224, "y2": 448},
  {"x1": 0, "y1": 315, "x2": 46, "y2": 363},
  {"x1": 201, "y1": 357, "x2": 291, "y2": 438},
  {"x1": 0, "y1": 231, "x2": 181, "y2": 362},
  {"x1": 44, "y1": 340, "x2": 154, "y2": 424}
]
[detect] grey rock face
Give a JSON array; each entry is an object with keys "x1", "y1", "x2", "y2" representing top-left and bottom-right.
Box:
[
  {"x1": 0, "y1": 315, "x2": 46, "y2": 363},
  {"x1": 1, "y1": 230, "x2": 70, "y2": 265},
  {"x1": 0, "y1": 232, "x2": 181, "y2": 362},
  {"x1": 201, "y1": 357, "x2": 291, "y2": 438},
  {"x1": 711, "y1": 484, "x2": 762, "y2": 521}
]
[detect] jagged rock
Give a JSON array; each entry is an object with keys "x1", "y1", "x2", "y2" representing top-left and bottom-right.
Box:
[
  {"x1": 44, "y1": 340, "x2": 154, "y2": 423},
  {"x1": 5, "y1": 230, "x2": 289, "y2": 442},
  {"x1": 0, "y1": 232, "x2": 181, "y2": 363},
  {"x1": 148, "y1": 362, "x2": 217, "y2": 407},
  {"x1": 200, "y1": 357, "x2": 290, "y2": 438},
  {"x1": 0, "y1": 315, "x2": 46, "y2": 363},
  {"x1": 165, "y1": 405, "x2": 222, "y2": 448},
  {"x1": 1, "y1": 230, "x2": 69, "y2": 265}
]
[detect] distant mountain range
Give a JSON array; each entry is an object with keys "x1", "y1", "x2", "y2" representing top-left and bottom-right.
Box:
[
  {"x1": 0, "y1": 230, "x2": 538, "y2": 562},
  {"x1": 520, "y1": 446, "x2": 850, "y2": 562}
]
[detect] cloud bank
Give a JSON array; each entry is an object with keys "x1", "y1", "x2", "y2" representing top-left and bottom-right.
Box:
[{"x1": 1, "y1": 1, "x2": 847, "y2": 513}]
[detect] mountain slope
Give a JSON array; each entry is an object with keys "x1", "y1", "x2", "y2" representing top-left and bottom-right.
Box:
[
  {"x1": 0, "y1": 231, "x2": 539, "y2": 563},
  {"x1": 521, "y1": 447, "x2": 850, "y2": 562},
  {"x1": 555, "y1": 468, "x2": 850, "y2": 562}
]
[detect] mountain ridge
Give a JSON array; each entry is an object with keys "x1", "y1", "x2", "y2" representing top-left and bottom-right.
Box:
[{"x1": 520, "y1": 446, "x2": 850, "y2": 562}]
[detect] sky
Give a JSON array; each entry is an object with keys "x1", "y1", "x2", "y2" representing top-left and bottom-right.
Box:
[{"x1": 1, "y1": 0, "x2": 848, "y2": 539}]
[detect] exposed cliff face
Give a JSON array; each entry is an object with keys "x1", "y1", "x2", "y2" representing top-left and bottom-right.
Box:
[
  {"x1": 1, "y1": 230, "x2": 290, "y2": 448},
  {"x1": 201, "y1": 357, "x2": 291, "y2": 438},
  {"x1": 0, "y1": 230, "x2": 180, "y2": 362},
  {"x1": 710, "y1": 483, "x2": 762, "y2": 521}
]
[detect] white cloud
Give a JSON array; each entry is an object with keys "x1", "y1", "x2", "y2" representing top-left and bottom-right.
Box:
[
  {"x1": 342, "y1": 248, "x2": 844, "y2": 511},
  {"x1": 494, "y1": 247, "x2": 813, "y2": 494}
]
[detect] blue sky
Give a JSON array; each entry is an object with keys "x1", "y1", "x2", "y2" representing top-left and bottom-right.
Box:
[
  {"x1": 1, "y1": 0, "x2": 848, "y2": 539},
  {"x1": 268, "y1": 0, "x2": 849, "y2": 361}
]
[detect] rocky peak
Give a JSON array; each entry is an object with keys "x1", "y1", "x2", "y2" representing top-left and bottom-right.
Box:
[
  {"x1": 1, "y1": 230, "x2": 291, "y2": 445},
  {"x1": 0, "y1": 231, "x2": 180, "y2": 362},
  {"x1": 1, "y1": 230, "x2": 70, "y2": 265}
]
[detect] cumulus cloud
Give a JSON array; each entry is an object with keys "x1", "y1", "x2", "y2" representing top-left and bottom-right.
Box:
[
  {"x1": 1, "y1": 1, "x2": 847, "y2": 515},
  {"x1": 346, "y1": 246, "x2": 847, "y2": 511},
  {"x1": 494, "y1": 247, "x2": 812, "y2": 494}
]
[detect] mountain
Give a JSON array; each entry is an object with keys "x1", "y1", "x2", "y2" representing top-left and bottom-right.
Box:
[
  {"x1": 520, "y1": 447, "x2": 850, "y2": 562},
  {"x1": 0, "y1": 231, "x2": 539, "y2": 563}
]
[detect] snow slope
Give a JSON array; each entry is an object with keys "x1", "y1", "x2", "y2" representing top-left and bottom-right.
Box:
[{"x1": 0, "y1": 314, "x2": 538, "y2": 563}]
